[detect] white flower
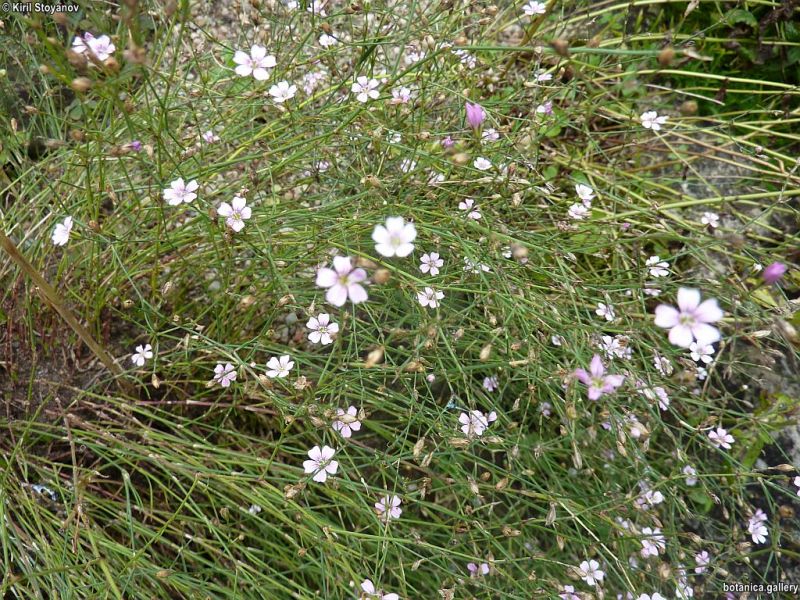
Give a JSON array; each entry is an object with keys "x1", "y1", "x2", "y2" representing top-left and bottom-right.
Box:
[
  {"x1": 646, "y1": 255, "x2": 670, "y2": 277},
  {"x1": 453, "y1": 48, "x2": 476, "y2": 68},
  {"x1": 653, "y1": 353, "x2": 673, "y2": 376},
  {"x1": 640, "y1": 527, "x2": 666, "y2": 557},
  {"x1": 481, "y1": 128, "x2": 500, "y2": 143},
  {"x1": 269, "y1": 80, "x2": 297, "y2": 103},
  {"x1": 794, "y1": 475, "x2": 800, "y2": 497},
  {"x1": 213, "y1": 363, "x2": 237, "y2": 387},
  {"x1": 163, "y1": 178, "x2": 198, "y2": 206},
  {"x1": 575, "y1": 183, "x2": 595, "y2": 204},
  {"x1": 420, "y1": 252, "x2": 444, "y2": 276},
  {"x1": 306, "y1": 313, "x2": 339, "y2": 345},
  {"x1": 51, "y1": 216, "x2": 73, "y2": 246},
  {"x1": 458, "y1": 410, "x2": 497, "y2": 437},
  {"x1": 372, "y1": 216, "x2": 417, "y2": 258},
  {"x1": 331, "y1": 405, "x2": 361, "y2": 438},
  {"x1": 458, "y1": 198, "x2": 482, "y2": 220},
  {"x1": 522, "y1": 1, "x2": 546, "y2": 15},
  {"x1": 596, "y1": 302, "x2": 616, "y2": 322},
  {"x1": 700, "y1": 211, "x2": 719, "y2": 228},
  {"x1": 483, "y1": 375, "x2": 498, "y2": 392},
  {"x1": 352, "y1": 76, "x2": 380, "y2": 103},
  {"x1": 535, "y1": 70, "x2": 553, "y2": 82},
  {"x1": 463, "y1": 257, "x2": 491, "y2": 273},
  {"x1": 400, "y1": 158, "x2": 417, "y2": 173},
  {"x1": 375, "y1": 494, "x2": 402, "y2": 521},
  {"x1": 233, "y1": 45, "x2": 276, "y2": 80},
  {"x1": 130, "y1": 344, "x2": 153, "y2": 367},
  {"x1": 473, "y1": 157, "x2": 492, "y2": 171},
  {"x1": 683, "y1": 465, "x2": 698, "y2": 486},
  {"x1": 217, "y1": 196, "x2": 252, "y2": 232},
  {"x1": 551, "y1": 335, "x2": 563, "y2": 346},
  {"x1": 568, "y1": 203, "x2": 589, "y2": 220},
  {"x1": 302, "y1": 445, "x2": 338, "y2": 483},
  {"x1": 708, "y1": 426, "x2": 734, "y2": 450},
  {"x1": 418, "y1": 287, "x2": 444, "y2": 308},
  {"x1": 360, "y1": 579, "x2": 399, "y2": 600},
  {"x1": 578, "y1": 559, "x2": 604, "y2": 587},
  {"x1": 266, "y1": 354, "x2": 294, "y2": 378},
  {"x1": 318, "y1": 33, "x2": 337, "y2": 47},
  {"x1": 689, "y1": 342, "x2": 715, "y2": 364},
  {"x1": 202, "y1": 130, "x2": 220, "y2": 143},
  {"x1": 640, "y1": 110, "x2": 668, "y2": 131},
  {"x1": 747, "y1": 509, "x2": 769, "y2": 544}
]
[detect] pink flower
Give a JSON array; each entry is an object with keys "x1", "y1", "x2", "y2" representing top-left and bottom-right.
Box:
[
  {"x1": 762, "y1": 261, "x2": 787, "y2": 284},
  {"x1": 233, "y1": 45, "x2": 276, "y2": 80},
  {"x1": 315, "y1": 256, "x2": 368, "y2": 307},
  {"x1": 578, "y1": 559, "x2": 604, "y2": 586},
  {"x1": 51, "y1": 216, "x2": 73, "y2": 246},
  {"x1": 72, "y1": 32, "x2": 115, "y2": 62},
  {"x1": 213, "y1": 363, "x2": 237, "y2": 387},
  {"x1": 467, "y1": 562, "x2": 490, "y2": 577},
  {"x1": 360, "y1": 579, "x2": 398, "y2": 600},
  {"x1": 574, "y1": 355, "x2": 625, "y2": 400},
  {"x1": 458, "y1": 410, "x2": 497, "y2": 437},
  {"x1": 465, "y1": 101, "x2": 485, "y2": 129},
  {"x1": 331, "y1": 405, "x2": 361, "y2": 438},
  {"x1": 441, "y1": 136, "x2": 455, "y2": 149},
  {"x1": 302, "y1": 445, "x2": 338, "y2": 483},
  {"x1": 217, "y1": 196, "x2": 252, "y2": 232},
  {"x1": 654, "y1": 288, "x2": 723, "y2": 348},
  {"x1": 694, "y1": 550, "x2": 710, "y2": 574},
  {"x1": 708, "y1": 426, "x2": 734, "y2": 450},
  {"x1": 306, "y1": 313, "x2": 339, "y2": 345},
  {"x1": 747, "y1": 509, "x2": 768, "y2": 544},
  {"x1": 559, "y1": 585, "x2": 580, "y2": 600},
  {"x1": 163, "y1": 178, "x2": 198, "y2": 206},
  {"x1": 375, "y1": 494, "x2": 402, "y2": 521}
]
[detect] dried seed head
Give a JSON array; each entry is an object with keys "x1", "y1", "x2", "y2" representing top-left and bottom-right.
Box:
[{"x1": 70, "y1": 77, "x2": 92, "y2": 92}]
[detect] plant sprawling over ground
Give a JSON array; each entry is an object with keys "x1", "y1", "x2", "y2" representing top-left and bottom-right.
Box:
[{"x1": 1, "y1": 0, "x2": 799, "y2": 598}]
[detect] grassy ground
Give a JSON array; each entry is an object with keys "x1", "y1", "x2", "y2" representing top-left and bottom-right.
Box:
[{"x1": 1, "y1": 0, "x2": 799, "y2": 598}]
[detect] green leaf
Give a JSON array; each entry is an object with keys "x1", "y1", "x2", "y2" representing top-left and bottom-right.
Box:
[
  {"x1": 725, "y1": 9, "x2": 758, "y2": 29},
  {"x1": 688, "y1": 488, "x2": 714, "y2": 514}
]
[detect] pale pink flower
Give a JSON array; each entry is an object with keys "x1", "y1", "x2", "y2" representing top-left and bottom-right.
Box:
[
  {"x1": 163, "y1": 178, "x2": 198, "y2": 206},
  {"x1": 420, "y1": 252, "x2": 443, "y2": 276},
  {"x1": 315, "y1": 256, "x2": 368, "y2": 306},
  {"x1": 596, "y1": 302, "x2": 616, "y2": 322},
  {"x1": 302, "y1": 445, "x2": 338, "y2": 483},
  {"x1": 72, "y1": 32, "x2": 115, "y2": 62},
  {"x1": 51, "y1": 216, "x2": 73, "y2": 246},
  {"x1": 269, "y1": 80, "x2": 297, "y2": 103},
  {"x1": 640, "y1": 111, "x2": 668, "y2": 131},
  {"x1": 360, "y1": 579, "x2": 398, "y2": 600},
  {"x1": 318, "y1": 33, "x2": 337, "y2": 47},
  {"x1": 640, "y1": 527, "x2": 666, "y2": 557},
  {"x1": 130, "y1": 344, "x2": 153, "y2": 367},
  {"x1": 535, "y1": 70, "x2": 553, "y2": 82},
  {"x1": 352, "y1": 76, "x2": 380, "y2": 102},
  {"x1": 266, "y1": 355, "x2": 294, "y2": 378},
  {"x1": 701, "y1": 211, "x2": 719, "y2": 228},
  {"x1": 233, "y1": 45, "x2": 276, "y2": 80},
  {"x1": 458, "y1": 198, "x2": 481, "y2": 220},
  {"x1": 217, "y1": 196, "x2": 251, "y2": 232},
  {"x1": 331, "y1": 405, "x2": 361, "y2": 438},
  {"x1": 708, "y1": 426, "x2": 734, "y2": 450},
  {"x1": 483, "y1": 375, "x2": 498, "y2": 392},
  {"x1": 794, "y1": 475, "x2": 800, "y2": 497},
  {"x1": 467, "y1": 562, "x2": 490, "y2": 577},
  {"x1": 372, "y1": 217, "x2": 417, "y2": 258},
  {"x1": 575, "y1": 183, "x2": 595, "y2": 204},
  {"x1": 747, "y1": 509, "x2": 768, "y2": 544},
  {"x1": 201, "y1": 130, "x2": 220, "y2": 143},
  {"x1": 473, "y1": 157, "x2": 492, "y2": 171},
  {"x1": 306, "y1": 313, "x2": 339, "y2": 345},
  {"x1": 459, "y1": 410, "x2": 497, "y2": 437},
  {"x1": 654, "y1": 288, "x2": 723, "y2": 348},
  {"x1": 522, "y1": 1, "x2": 546, "y2": 15},
  {"x1": 689, "y1": 342, "x2": 715, "y2": 364},
  {"x1": 213, "y1": 363, "x2": 236, "y2": 387},
  {"x1": 646, "y1": 255, "x2": 670, "y2": 277},
  {"x1": 481, "y1": 128, "x2": 499, "y2": 143},
  {"x1": 578, "y1": 559, "x2": 604, "y2": 586},
  {"x1": 391, "y1": 86, "x2": 412, "y2": 104},
  {"x1": 683, "y1": 465, "x2": 698, "y2": 486},
  {"x1": 417, "y1": 287, "x2": 444, "y2": 308},
  {"x1": 536, "y1": 101, "x2": 554, "y2": 115},
  {"x1": 559, "y1": 585, "x2": 580, "y2": 600},
  {"x1": 568, "y1": 203, "x2": 589, "y2": 220},
  {"x1": 375, "y1": 494, "x2": 402, "y2": 521},
  {"x1": 694, "y1": 550, "x2": 710, "y2": 574},
  {"x1": 574, "y1": 354, "x2": 625, "y2": 401}
]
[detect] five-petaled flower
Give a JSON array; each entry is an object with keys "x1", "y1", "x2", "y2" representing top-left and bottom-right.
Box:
[
  {"x1": 52, "y1": 216, "x2": 73, "y2": 246},
  {"x1": 131, "y1": 344, "x2": 153, "y2": 367},
  {"x1": 375, "y1": 494, "x2": 402, "y2": 521},
  {"x1": 266, "y1": 355, "x2": 294, "y2": 378},
  {"x1": 372, "y1": 217, "x2": 417, "y2": 258},
  {"x1": 708, "y1": 426, "x2": 734, "y2": 450},
  {"x1": 163, "y1": 178, "x2": 198, "y2": 205},
  {"x1": 575, "y1": 184, "x2": 595, "y2": 205},
  {"x1": 352, "y1": 76, "x2": 380, "y2": 102},
  {"x1": 233, "y1": 45, "x2": 276, "y2": 80},
  {"x1": 640, "y1": 110, "x2": 668, "y2": 131},
  {"x1": 213, "y1": 363, "x2": 237, "y2": 387},
  {"x1": 522, "y1": 1, "x2": 546, "y2": 16},
  {"x1": 316, "y1": 256, "x2": 369, "y2": 306},
  {"x1": 360, "y1": 579, "x2": 398, "y2": 600},
  {"x1": 654, "y1": 288, "x2": 723, "y2": 348},
  {"x1": 646, "y1": 255, "x2": 670, "y2": 277},
  {"x1": 218, "y1": 196, "x2": 252, "y2": 232},
  {"x1": 417, "y1": 287, "x2": 444, "y2": 308},
  {"x1": 468, "y1": 562, "x2": 490, "y2": 577},
  {"x1": 578, "y1": 559, "x2": 604, "y2": 586},
  {"x1": 303, "y1": 445, "x2": 338, "y2": 483},
  {"x1": 458, "y1": 198, "x2": 481, "y2": 220},
  {"x1": 473, "y1": 157, "x2": 492, "y2": 171},
  {"x1": 574, "y1": 354, "x2": 625, "y2": 400},
  {"x1": 269, "y1": 80, "x2": 297, "y2": 103},
  {"x1": 420, "y1": 252, "x2": 444, "y2": 276},
  {"x1": 331, "y1": 405, "x2": 361, "y2": 438},
  {"x1": 306, "y1": 313, "x2": 339, "y2": 345},
  {"x1": 72, "y1": 32, "x2": 116, "y2": 62},
  {"x1": 459, "y1": 409, "x2": 497, "y2": 437}
]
